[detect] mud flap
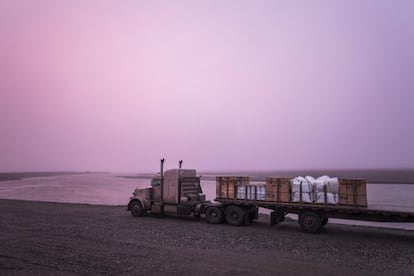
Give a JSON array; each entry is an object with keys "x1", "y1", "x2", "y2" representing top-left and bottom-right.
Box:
[
  {"x1": 270, "y1": 210, "x2": 285, "y2": 226},
  {"x1": 244, "y1": 213, "x2": 250, "y2": 225},
  {"x1": 270, "y1": 211, "x2": 276, "y2": 226}
]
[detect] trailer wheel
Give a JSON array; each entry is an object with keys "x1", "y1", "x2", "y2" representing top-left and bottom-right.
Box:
[
  {"x1": 321, "y1": 217, "x2": 329, "y2": 226},
  {"x1": 205, "y1": 207, "x2": 224, "y2": 224},
  {"x1": 300, "y1": 211, "x2": 322, "y2": 233},
  {"x1": 130, "y1": 201, "x2": 143, "y2": 217},
  {"x1": 225, "y1": 206, "x2": 246, "y2": 226}
]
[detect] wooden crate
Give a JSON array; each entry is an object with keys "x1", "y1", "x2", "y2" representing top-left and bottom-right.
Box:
[
  {"x1": 338, "y1": 178, "x2": 367, "y2": 207},
  {"x1": 265, "y1": 177, "x2": 291, "y2": 203},
  {"x1": 216, "y1": 176, "x2": 249, "y2": 199}
]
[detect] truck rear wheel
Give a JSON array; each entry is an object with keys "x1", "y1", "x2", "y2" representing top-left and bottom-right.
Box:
[
  {"x1": 321, "y1": 217, "x2": 329, "y2": 226},
  {"x1": 225, "y1": 206, "x2": 246, "y2": 226},
  {"x1": 205, "y1": 206, "x2": 224, "y2": 224},
  {"x1": 130, "y1": 201, "x2": 144, "y2": 217},
  {"x1": 300, "y1": 211, "x2": 322, "y2": 233}
]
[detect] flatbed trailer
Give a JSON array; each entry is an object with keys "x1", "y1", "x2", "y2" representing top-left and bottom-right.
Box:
[
  {"x1": 128, "y1": 160, "x2": 414, "y2": 233},
  {"x1": 215, "y1": 198, "x2": 414, "y2": 233}
]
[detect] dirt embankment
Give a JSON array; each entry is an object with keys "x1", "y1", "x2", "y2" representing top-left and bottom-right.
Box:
[{"x1": 0, "y1": 199, "x2": 413, "y2": 275}]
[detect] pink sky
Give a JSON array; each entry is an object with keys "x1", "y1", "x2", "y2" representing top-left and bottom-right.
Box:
[{"x1": 1, "y1": 1, "x2": 414, "y2": 172}]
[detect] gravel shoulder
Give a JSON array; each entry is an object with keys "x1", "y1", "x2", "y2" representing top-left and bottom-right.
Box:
[{"x1": 0, "y1": 199, "x2": 413, "y2": 275}]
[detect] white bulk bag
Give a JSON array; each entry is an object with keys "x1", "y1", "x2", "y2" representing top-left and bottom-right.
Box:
[
  {"x1": 315, "y1": 192, "x2": 338, "y2": 204},
  {"x1": 305, "y1": 176, "x2": 315, "y2": 183},
  {"x1": 317, "y1": 175, "x2": 330, "y2": 181},
  {"x1": 291, "y1": 192, "x2": 313, "y2": 203},
  {"x1": 290, "y1": 178, "x2": 312, "y2": 193},
  {"x1": 314, "y1": 180, "x2": 326, "y2": 192},
  {"x1": 325, "y1": 177, "x2": 339, "y2": 193}
]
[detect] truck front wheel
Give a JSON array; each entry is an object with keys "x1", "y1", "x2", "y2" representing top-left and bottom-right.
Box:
[
  {"x1": 205, "y1": 206, "x2": 224, "y2": 224},
  {"x1": 225, "y1": 206, "x2": 246, "y2": 226},
  {"x1": 300, "y1": 211, "x2": 322, "y2": 233},
  {"x1": 130, "y1": 201, "x2": 144, "y2": 217}
]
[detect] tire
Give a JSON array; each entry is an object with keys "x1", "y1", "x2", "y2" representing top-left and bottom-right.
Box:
[
  {"x1": 130, "y1": 201, "x2": 144, "y2": 217},
  {"x1": 300, "y1": 211, "x2": 322, "y2": 233},
  {"x1": 205, "y1": 206, "x2": 224, "y2": 224},
  {"x1": 225, "y1": 206, "x2": 246, "y2": 226},
  {"x1": 321, "y1": 217, "x2": 329, "y2": 226}
]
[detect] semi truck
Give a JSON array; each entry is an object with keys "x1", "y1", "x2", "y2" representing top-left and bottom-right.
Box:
[{"x1": 127, "y1": 160, "x2": 414, "y2": 233}]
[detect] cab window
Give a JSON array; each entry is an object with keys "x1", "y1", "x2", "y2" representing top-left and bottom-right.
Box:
[{"x1": 151, "y1": 179, "x2": 161, "y2": 187}]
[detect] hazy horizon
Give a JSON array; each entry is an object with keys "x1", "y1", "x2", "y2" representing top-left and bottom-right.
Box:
[
  {"x1": 1, "y1": 1, "x2": 414, "y2": 172},
  {"x1": 2, "y1": 167, "x2": 414, "y2": 174}
]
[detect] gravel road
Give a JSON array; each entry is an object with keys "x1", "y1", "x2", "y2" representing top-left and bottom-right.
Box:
[{"x1": 0, "y1": 199, "x2": 413, "y2": 275}]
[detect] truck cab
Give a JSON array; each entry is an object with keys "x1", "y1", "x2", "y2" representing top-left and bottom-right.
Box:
[{"x1": 127, "y1": 162, "x2": 207, "y2": 218}]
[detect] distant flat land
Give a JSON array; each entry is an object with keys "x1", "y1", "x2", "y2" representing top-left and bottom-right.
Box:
[{"x1": 0, "y1": 172, "x2": 92, "y2": 182}]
